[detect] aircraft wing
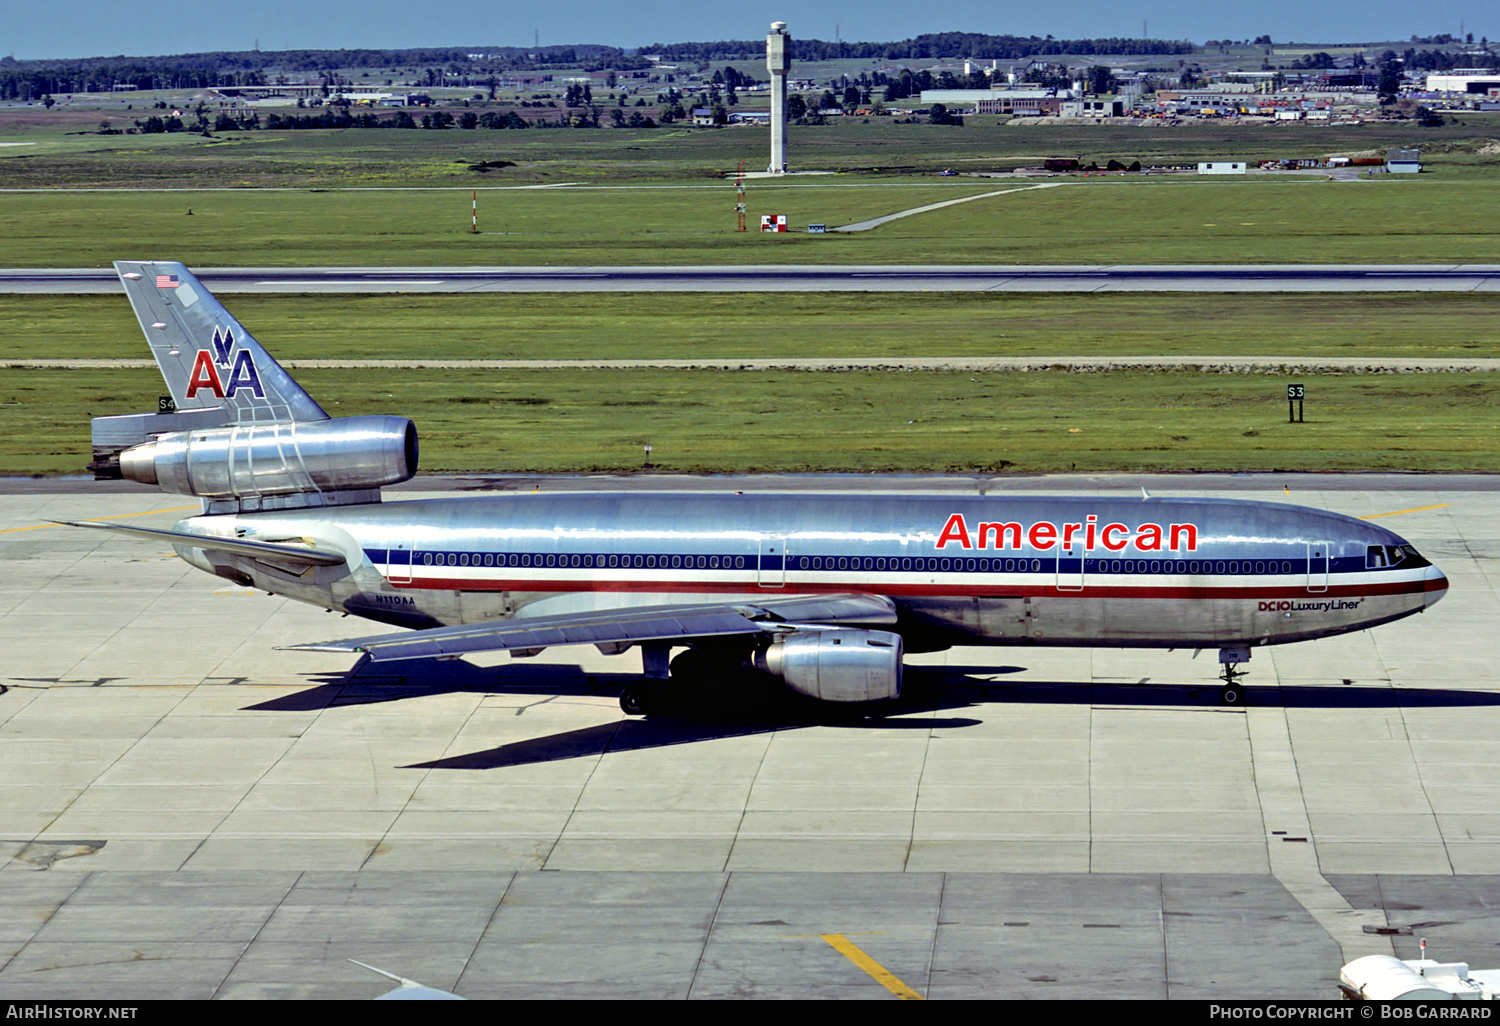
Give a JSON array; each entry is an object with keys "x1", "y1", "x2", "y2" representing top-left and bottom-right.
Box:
[
  {"x1": 282, "y1": 593, "x2": 898, "y2": 663},
  {"x1": 349, "y1": 960, "x2": 465, "y2": 1001},
  {"x1": 54, "y1": 519, "x2": 347, "y2": 567}
]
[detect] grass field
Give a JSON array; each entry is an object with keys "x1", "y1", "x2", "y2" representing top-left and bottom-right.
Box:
[
  {"x1": 4, "y1": 288, "x2": 1498, "y2": 477},
  {"x1": 5, "y1": 365, "x2": 1494, "y2": 477},
  {"x1": 1, "y1": 110, "x2": 1497, "y2": 266},
  {"x1": 3, "y1": 292, "x2": 1499, "y2": 362},
  {"x1": 3, "y1": 114, "x2": 1497, "y2": 187},
  {"x1": 2, "y1": 173, "x2": 1500, "y2": 266}
]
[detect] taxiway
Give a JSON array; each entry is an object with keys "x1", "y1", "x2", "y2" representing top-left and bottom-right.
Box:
[{"x1": 1, "y1": 474, "x2": 1497, "y2": 999}]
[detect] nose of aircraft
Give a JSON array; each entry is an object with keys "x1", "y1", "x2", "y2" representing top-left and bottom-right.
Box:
[{"x1": 1424, "y1": 563, "x2": 1449, "y2": 609}]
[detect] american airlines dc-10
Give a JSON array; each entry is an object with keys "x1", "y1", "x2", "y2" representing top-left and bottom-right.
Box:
[{"x1": 62, "y1": 262, "x2": 1449, "y2": 712}]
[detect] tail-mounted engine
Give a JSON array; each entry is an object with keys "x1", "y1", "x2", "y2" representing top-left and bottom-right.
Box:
[
  {"x1": 93, "y1": 413, "x2": 418, "y2": 513},
  {"x1": 755, "y1": 629, "x2": 904, "y2": 703}
]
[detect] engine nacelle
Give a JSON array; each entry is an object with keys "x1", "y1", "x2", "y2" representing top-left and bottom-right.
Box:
[
  {"x1": 755, "y1": 629, "x2": 904, "y2": 703},
  {"x1": 118, "y1": 415, "x2": 418, "y2": 499}
]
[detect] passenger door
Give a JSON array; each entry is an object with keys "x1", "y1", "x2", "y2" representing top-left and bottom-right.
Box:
[
  {"x1": 1307, "y1": 541, "x2": 1329, "y2": 593},
  {"x1": 387, "y1": 539, "x2": 413, "y2": 585},
  {"x1": 758, "y1": 536, "x2": 787, "y2": 588}
]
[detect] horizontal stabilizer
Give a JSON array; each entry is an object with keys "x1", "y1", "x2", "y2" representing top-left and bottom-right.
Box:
[
  {"x1": 54, "y1": 519, "x2": 347, "y2": 567},
  {"x1": 284, "y1": 593, "x2": 897, "y2": 663}
]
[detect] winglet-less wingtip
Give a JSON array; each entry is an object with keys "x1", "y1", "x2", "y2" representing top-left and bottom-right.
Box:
[{"x1": 348, "y1": 960, "x2": 466, "y2": 1001}]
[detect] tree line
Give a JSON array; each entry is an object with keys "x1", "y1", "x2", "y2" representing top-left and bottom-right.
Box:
[
  {"x1": 17, "y1": 34, "x2": 1486, "y2": 108},
  {"x1": 0, "y1": 33, "x2": 1197, "y2": 101},
  {"x1": 640, "y1": 33, "x2": 1194, "y2": 62},
  {"x1": 0, "y1": 45, "x2": 645, "y2": 100}
]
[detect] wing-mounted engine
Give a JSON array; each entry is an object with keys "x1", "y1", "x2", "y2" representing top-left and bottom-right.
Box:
[
  {"x1": 754, "y1": 628, "x2": 904, "y2": 703},
  {"x1": 102, "y1": 415, "x2": 419, "y2": 514}
]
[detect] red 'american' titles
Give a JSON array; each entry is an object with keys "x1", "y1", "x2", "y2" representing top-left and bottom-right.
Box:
[{"x1": 936, "y1": 513, "x2": 1199, "y2": 553}]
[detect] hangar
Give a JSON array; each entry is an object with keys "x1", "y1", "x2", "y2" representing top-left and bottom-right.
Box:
[{"x1": 1425, "y1": 74, "x2": 1500, "y2": 94}]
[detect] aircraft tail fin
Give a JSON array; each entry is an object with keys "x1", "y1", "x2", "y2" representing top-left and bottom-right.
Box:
[
  {"x1": 91, "y1": 262, "x2": 416, "y2": 512},
  {"x1": 113, "y1": 260, "x2": 328, "y2": 425}
]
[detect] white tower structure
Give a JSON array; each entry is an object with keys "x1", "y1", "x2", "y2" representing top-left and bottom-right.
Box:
[{"x1": 766, "y1": 21, "x2": 790, "y2": 173}]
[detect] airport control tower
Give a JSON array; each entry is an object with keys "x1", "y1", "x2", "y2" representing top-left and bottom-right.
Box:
[{"x1": 766, "y1": 21, "x2": 790, "y2": 173}]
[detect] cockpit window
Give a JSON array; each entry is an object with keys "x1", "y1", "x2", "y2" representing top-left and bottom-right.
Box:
[
  {"x1": 1366, "y1": 544, "x2": 1431, "y2": 569},
  {"x1": 1396, "y1": 545, "x2": 1431, "y2": 569}
]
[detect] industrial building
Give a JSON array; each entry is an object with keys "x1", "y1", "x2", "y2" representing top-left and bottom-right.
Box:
[
  {"x1": 1154, "y1": 90, "x2": 1366, "y2": 115},
  {"x1": 1425, "y1": 74, "x2": 1500, "y2": 95},
  {"x1": 922, "y1": 88, "x2": 1069, "y2": 115},
  {"x1": 1060, "y1": 98, "x2": 1125, "y2": 117}
]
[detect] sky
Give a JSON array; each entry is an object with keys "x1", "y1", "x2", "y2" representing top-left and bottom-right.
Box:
[{"x1": 2, "y1": 0, "x2": 1494, "y2": 60}]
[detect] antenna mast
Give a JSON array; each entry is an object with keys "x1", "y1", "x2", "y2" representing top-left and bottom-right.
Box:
[{"x1": 735, "y1": 160, "x2": 747, "y2": 232}]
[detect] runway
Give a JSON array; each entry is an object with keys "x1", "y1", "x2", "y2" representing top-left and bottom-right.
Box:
[
  {"x1": 2, "y1": 473, "x2": 1497, "y2": 999},
  {"x1": 6, "y1": 264, "x2": 1500, "y2": 294}
]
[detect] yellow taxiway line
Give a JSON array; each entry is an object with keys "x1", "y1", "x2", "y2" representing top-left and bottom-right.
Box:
[{"x1": 820, "y1": 934, "x2": 924, "y2": 1000}]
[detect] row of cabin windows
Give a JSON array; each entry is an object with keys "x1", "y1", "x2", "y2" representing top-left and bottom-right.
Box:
[
  {"x1": 412, "y1": 551, "x2": 1307, "y2": 576},
  {"x1": 422, "y1": 552, "x2": 749, "y2": 569},
  {"x1": 1088, "y1": 559, "x2": 1296, "y2": 576}
]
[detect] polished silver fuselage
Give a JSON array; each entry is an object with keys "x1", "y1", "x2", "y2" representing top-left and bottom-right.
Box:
[{"x1": 179, "y1": 491, "x2": 1447, "y2": 654}]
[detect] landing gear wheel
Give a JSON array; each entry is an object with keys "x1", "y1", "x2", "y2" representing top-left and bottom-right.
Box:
[
  {"x1": 1219, "y1": 684, "x2": 1246, "y2": 707},
  {"x1": 619, "y1": 681, "x2": 665, "y2": 716}
]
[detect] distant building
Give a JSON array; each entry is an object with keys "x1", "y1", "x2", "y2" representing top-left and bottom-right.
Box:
[
  {"x1": 1197, "y1": 81, "x2": 1262, "y2": 93},
  {"x1": 924, "y1": 88, "x2": 1070, "y2": 116},
  {"x1": 331, "y1": 90, "x2": 393, "y2": 105},
  {"x1": 499, "y1": 75, "x2": 550, "y2": 90},
  {"x1": 980, "y1": 90, "x2": 1069, "y2": 116},
  {"x1": 920, "y1": 89, "x2": 1000, "y2": 105},
  {"x1": 1157, "y1": 90, "x2": 1360, "y2": 115},
  {"x1": 1157, "y1": 91, "x2": 1259, "y2": 113},
  {"x1": 1198, "y1": 162, "x2": 1246, "y2": 175},
  {"x1": 1426, "y1": 74, "x2": 1500, "y2": 94},
  {"x1": 1319, "y1": 70, "x2": 1378, "y2": 89},
  {"x1": 1387, "y1": 148, "x2": 1421, "y2": 173},
  {"x1": 1061, "y1": 99, "x2": 1124, "y2": 117},
  {"x1": 217, "y1": 84, "x2": 324, "y2": 100}
]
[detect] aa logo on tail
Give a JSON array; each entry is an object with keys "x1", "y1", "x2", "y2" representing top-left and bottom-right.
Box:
[{"x1": 186, "y1": 326, "x2": 265, "y2": 399}]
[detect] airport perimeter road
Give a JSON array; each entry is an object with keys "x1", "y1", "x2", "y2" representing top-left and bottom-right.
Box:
[
  {"x1": 2, "y1": 474, "x2": 1498, "y2": 999},
  {"x1": 5, "y1": 264, "x2": 1500, "y2": 294}
]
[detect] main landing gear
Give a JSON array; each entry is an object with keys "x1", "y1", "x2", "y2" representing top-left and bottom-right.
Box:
[
  {"x1": 617, "y1": 645, "x2": 749, "y2": 716},
  {"x1": 619, "y1": 641, "x2": 674, "y2": 716},
  {"x1": 1218, "y1": 646, "x2": 1251, "y2": 707}
]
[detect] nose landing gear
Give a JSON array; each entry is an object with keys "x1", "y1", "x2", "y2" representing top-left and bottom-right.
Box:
[{"x1": 1218, "y1": 646, "x2": 1250, "y2": 706}]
